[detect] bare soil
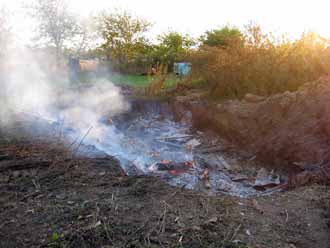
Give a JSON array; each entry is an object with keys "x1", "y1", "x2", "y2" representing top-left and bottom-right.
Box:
[
  {"x1": 172, "y1": 76, "x2": 330, "y2": 187},
  {"x1": 0, "y1": 122, "x2": 329, "y2": 248}
]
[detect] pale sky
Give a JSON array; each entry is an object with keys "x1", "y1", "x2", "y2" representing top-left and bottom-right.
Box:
[{"x1": 2, "y1": 0, "x2": 330, "y2": 43}]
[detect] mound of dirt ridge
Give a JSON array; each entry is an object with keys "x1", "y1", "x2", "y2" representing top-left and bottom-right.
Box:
[{"x1": 173, "y1": 76, "x2": 330, "y2": 185}]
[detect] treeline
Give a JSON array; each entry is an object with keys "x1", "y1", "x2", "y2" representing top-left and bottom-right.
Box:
[
  {"x1": 93, "y1": 11, "x2": 330, "y2": 98},
  {"x1": 15, "y1": 0, "x2": 330, "y2": 98},
  {"x1": 189, "y1": 25, "x2": 330, "y2": 98},
  {"x1": 93, "y1": 10, "x2": 194, "y2": 74}
]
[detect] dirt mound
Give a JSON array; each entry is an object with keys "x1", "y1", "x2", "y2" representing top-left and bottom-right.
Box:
[{"x1": 173, "y1": 76, "x2": 330, "y2": 184}]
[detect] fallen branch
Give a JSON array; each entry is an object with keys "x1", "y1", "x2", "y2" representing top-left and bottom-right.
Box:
[
  {"x1": 155, "y1": 140, "x2": 182, "y2": 149},
  {"x1": 73, "y1": 126, "x2": 93, "y2": 154},
  {"x1": 196, "y1": 145, "x2": 225, "y2": 154},
  {"x1": 157, "y1": 134, "x2": 193, "y2": 141}
]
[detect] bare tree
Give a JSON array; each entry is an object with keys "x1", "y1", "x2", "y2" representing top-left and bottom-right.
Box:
[
  {"x1": 30, "y1": 0, "x2": 80, "y2": 67},
  {"x1": 71, "y1": 16, "x2": 98, "y2": 57}
]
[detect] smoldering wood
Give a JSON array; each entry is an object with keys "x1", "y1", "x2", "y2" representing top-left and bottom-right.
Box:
[
  {"x1": 196, "y1": 145, "x2": 226, "y2": 154},
  {"x1": 157, "y1": 134, "x2": 194, "y2": 141}
]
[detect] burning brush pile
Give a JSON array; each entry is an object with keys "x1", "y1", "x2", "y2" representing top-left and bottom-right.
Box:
[
  {"x1": 1, "y1": 91, "x2": 287, "y2": 197},
  {"x1": 94, "y1": 100, "x2": 285, "y2": 197}
]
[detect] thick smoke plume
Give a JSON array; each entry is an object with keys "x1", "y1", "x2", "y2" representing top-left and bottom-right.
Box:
[
  {"x1": 0, "y1": 47, "x2": 130, "y2": 147},
  {"x1": 58, "y1": 80, "x2": 130, "y2": 140},
  {"x1": 1, "y1": 48, "x2": 53, "y2": 124}
]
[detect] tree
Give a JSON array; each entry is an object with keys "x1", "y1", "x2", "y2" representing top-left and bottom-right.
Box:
[
  {"x1": 30, "y1": 0, "x2": 81, "y2": 67},
  {"x1": 65, "y1": 15, "x2": 98, "y2": 58},
  {"x1": 201, "y1": 26, "x2": 244, "y2": 47},
  {"x1": 97, "y1": 10, "x2": 152, "y2": 72},
  {"x1": 155, "y1": 31, "x2": 195, "y2": 72}
]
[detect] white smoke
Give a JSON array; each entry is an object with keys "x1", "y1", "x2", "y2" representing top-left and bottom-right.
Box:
[
  {"x1": 1, "y1": 48, "x2": 52, "y2": 116},
  {"x1": 58, "y1": 81, "x2": 130, "y2": 140},
  {"x1": 0, "y1": 47, "x2": 54, "y2": 127},
  {"x1": 0, "y1": 47, "x2": 130, "y2": 146}
]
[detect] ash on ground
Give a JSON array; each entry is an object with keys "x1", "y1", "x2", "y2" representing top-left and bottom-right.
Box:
[{"x1": 86, "y1": 101, "x2": 284, "y2": 197}]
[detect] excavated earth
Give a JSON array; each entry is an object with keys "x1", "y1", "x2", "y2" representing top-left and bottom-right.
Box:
[
  {"x1": 1, "y1": 76, "x2": 330, "y2": 248},
  {"x1": 172, "y1": 76, "x2": 330, "y2": 186}
]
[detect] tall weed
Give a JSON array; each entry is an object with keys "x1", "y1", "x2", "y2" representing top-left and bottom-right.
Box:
[{"x1": 188, "y1": 24, "x2": 330, "y2": 99}]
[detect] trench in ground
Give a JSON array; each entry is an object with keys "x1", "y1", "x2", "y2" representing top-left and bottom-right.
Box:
[{"x1": 80, "y1": 99, "x2": 286, "y2": 197}]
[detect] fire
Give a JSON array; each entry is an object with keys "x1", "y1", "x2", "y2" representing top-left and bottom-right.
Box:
[
  {"x1": 148, "y1": 160, "x2": 194, "y2": 175},
  {"x1": 169, "y1": 170, "x2": 179, "y2": 175}
]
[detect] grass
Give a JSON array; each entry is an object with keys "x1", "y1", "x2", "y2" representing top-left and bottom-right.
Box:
[
  {"x1": 109, "y1": 74, "x2": 151, "y2": 87},
  {"x1": 108, "y1": 73, "x2": 180, "y2": 88},
  {"x1": 73, "y1": 72, "x2": 183, "y2": 97}
]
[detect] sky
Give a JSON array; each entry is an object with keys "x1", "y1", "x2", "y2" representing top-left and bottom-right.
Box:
[
  {"x1": 69, "y1": 0, "x2": 330, "y2": 39},
  {"x1": 1, "y1": 0, "x2": 330, "y2": 43}
]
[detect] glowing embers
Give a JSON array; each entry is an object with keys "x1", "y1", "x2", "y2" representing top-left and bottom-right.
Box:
[{"x1": 149, "y1": 160, "x2": 194, "y2": 175}]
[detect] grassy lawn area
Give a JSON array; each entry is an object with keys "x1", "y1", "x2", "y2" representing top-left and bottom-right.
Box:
[
  {"x1": 75, "y1": 72, "x2": 182, "y2": 91},
  {"x1": 109, "y1": 74, "x2": 180, "y2": 88}
]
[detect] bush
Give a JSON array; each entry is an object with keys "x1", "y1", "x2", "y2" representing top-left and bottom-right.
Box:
[
  {"x1": 201, "y1": 26, "x2": 244, "y2": 47},
  {"x1": 188, "y1": 24, "x2": 330, "y2": 99}
]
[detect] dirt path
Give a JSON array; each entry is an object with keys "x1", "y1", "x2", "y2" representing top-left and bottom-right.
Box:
[{"x1": 0, "y1": 130, "x2": 329, "y2": 248}]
